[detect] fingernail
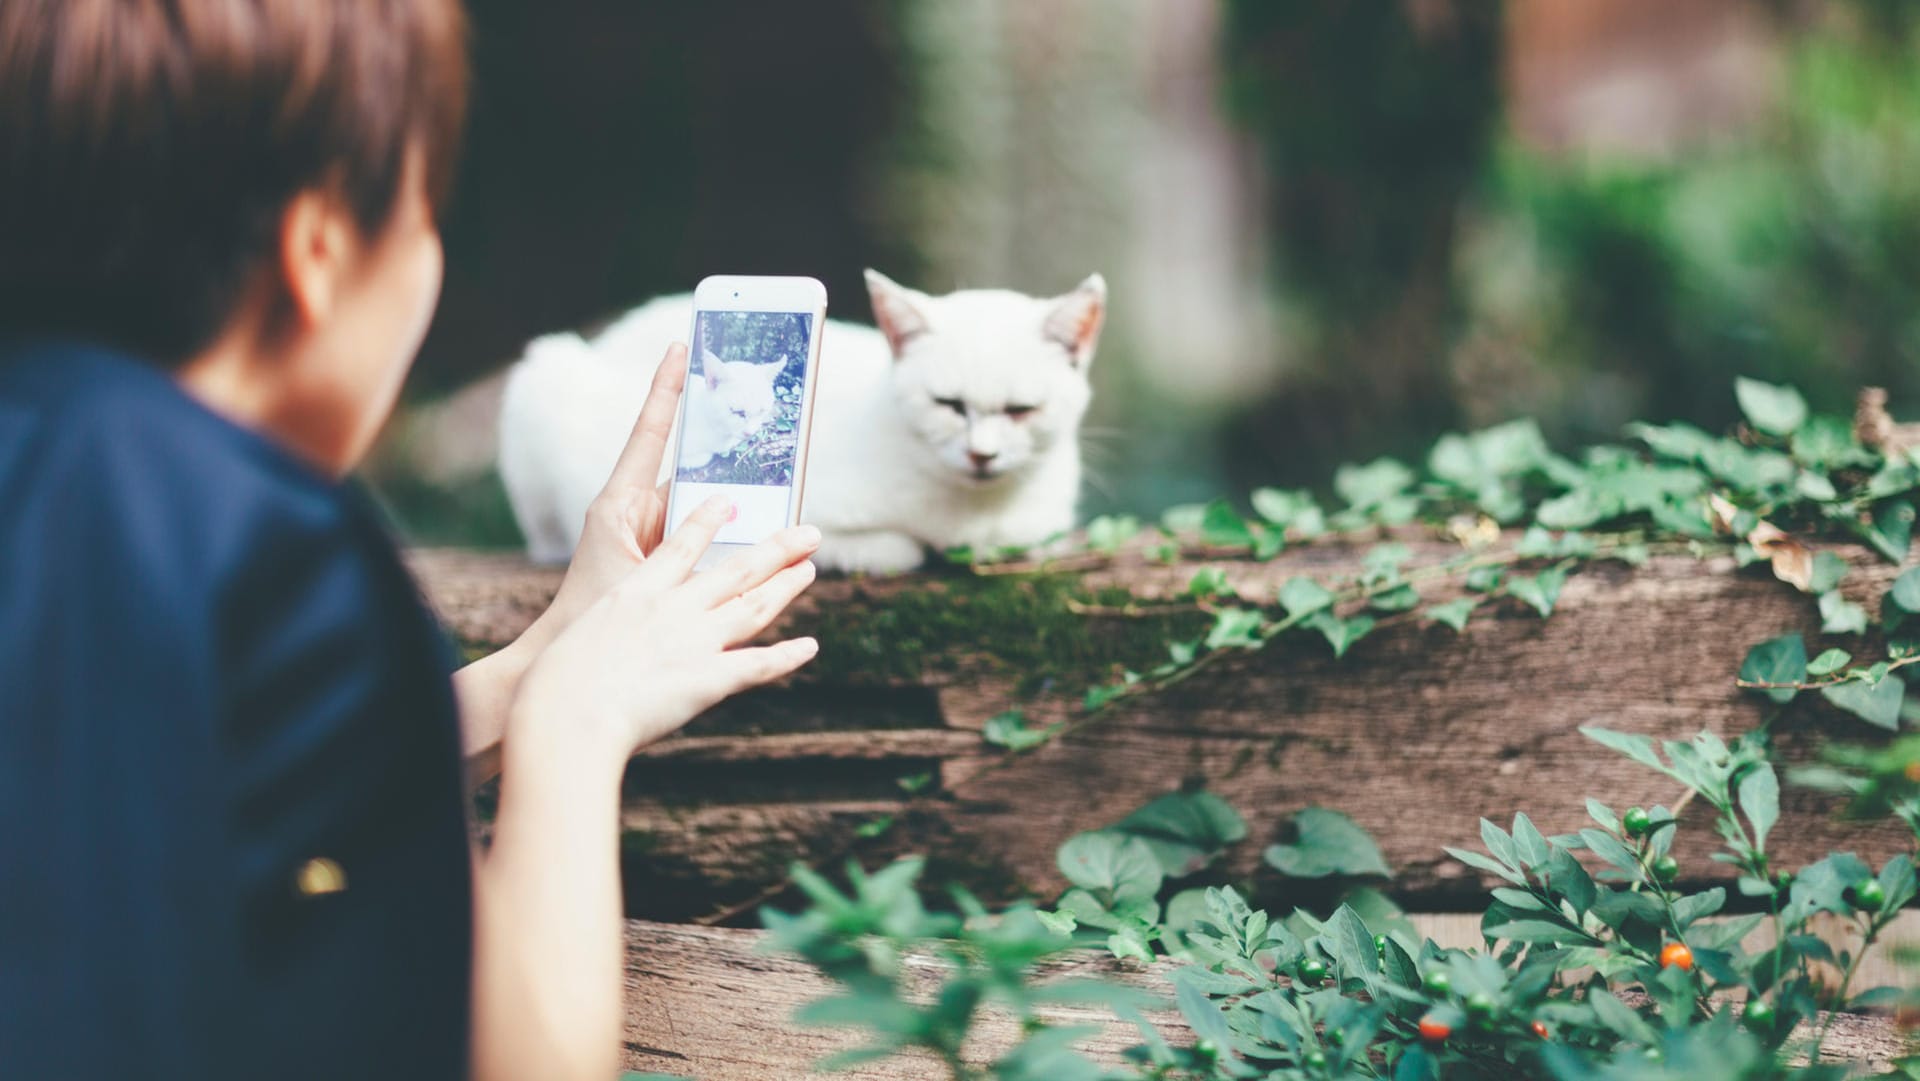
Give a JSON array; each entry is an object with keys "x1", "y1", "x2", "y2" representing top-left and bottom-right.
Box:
[
  {"x1": 725, "y1": 503, "x2": 739, "y2": 523},
  {"x1": 794, "y1": 524, "x2": 821, "y2": 547},
  {"x1": 793, "y1": 636, "x2": 819, "y2": 657},
  {"x1": 702, "y1": 495, "x2": 729, "y2": 515}
]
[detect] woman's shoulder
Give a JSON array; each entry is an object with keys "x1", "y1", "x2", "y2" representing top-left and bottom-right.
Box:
[{"x1": 0, "y1": 339, "x2": 362, "y2": 568}]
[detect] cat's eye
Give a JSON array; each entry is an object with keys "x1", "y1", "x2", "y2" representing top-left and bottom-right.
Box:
[
  {"x1": 933, "y1": 397, "x2": 966, "y2": 416},
  {"x1": 1005, "y1": 404, "x2": 1038, "y2": 419}
]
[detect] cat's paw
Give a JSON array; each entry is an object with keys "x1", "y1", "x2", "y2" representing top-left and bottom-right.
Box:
[{"x1": 814, "y1": 530, "x2": 926, "y2": 576}]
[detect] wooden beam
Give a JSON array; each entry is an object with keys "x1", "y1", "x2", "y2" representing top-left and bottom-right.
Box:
[
  {"x1": 413, "y1": 543, "x2": 1913, "y2": 923},
  {"x1": 618, "y1": 918, "x2": 1912, "y2": 1080}
]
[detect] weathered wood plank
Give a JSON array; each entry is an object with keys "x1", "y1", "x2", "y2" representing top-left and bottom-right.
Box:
[
  {"x1": 414, "y1": 542, "x2": 1913, "y2": 922},
  {"x1": 619, "y1": 918, "x2": 1914, "y2": 1080}
]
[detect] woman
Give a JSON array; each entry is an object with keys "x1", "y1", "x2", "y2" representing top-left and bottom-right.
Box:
[{"x1": 0, "y1": 2, "x2": 817, "y2": 1078}]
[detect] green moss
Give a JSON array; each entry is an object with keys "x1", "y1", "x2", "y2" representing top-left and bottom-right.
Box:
[{"x1": 805, "y1": 570, "x2": 1207, "y2": 697}]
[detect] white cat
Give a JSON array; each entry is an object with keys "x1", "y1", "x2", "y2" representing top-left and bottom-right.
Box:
[
  {"x1": 679, "y1": 348, "x2": 788, "y2": 469},
  {"x1": 497, "y1": 269, "x2": 1106, "y2": 573}
]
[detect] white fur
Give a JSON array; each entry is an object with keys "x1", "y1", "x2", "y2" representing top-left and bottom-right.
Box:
[{"x1": 496, "y1": 271, "x2": 1106, "y2": 573}]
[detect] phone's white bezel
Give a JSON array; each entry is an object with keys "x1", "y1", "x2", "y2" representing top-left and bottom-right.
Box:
[{"x1": 665, "y1": 275, "x2": 829, "y2": 569}]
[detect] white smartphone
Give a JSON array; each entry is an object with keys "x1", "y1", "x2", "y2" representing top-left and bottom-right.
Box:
[{"x1": 662, "y1": 274, "x2": 828, "y2": 569}]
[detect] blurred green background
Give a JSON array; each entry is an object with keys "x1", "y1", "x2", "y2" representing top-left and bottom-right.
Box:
[{"x1": 369, "y1": 0, "x2": 1920, "y2": 548}]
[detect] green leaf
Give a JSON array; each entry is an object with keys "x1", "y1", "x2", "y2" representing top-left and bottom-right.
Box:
[
  {"x1": 1369, "y1": 582, "x2": 1420, "y2": 612},
  {"x1": 1172, "y1": 971, "x2": 1236, "y2": 1051},
  {"x1": 1743, "y1": 760, "x2": 1781, "y2": 856},
  {"x1": 1508, "y1": 565, "x2": 1569, "y2": 618},
  {"x1": 1821, "y1": 591, "x2": 1871, "y2": 635},
  {"x1": 1424, "y1": 597, "x2": 1477, "y2": 632},
  {"x1": 1482, "y1": 920, "x2": 1593, "y2": 945},
  {"x1": 1187, "y1": 565, "x2": 1231, "y2": 599},
  {"x1": 1199, "y1": 499, "x2": 1254, "y2": 548},
  {"x1": 1811, "y1": 551, "x2": 1850, "y2": 594},
  {"x1": 1808, "y1": 648, "x2": 1853, "y2": 677},
  {"x1": 1113, "y1": 791, "x2": 1248, "y2": 878},
  {"x1": 1823, "y1": 674, "x2": 1906, "y2": 730},
  {"x1": 1278, "y1": 576, "x2": 1334, "y2": 618},
  {"x1": 1735, "y1": 377, "x2": 1809, "y2": 436},
  {"x1": 1085, "y1": 514, "x2": 1139, "y2": 554},
  {"x1": 1264, "y1": 807, "x2": 1391, "y2": 879},
  {"x1": 984, "y1": 710, "x2": 1059, "y2": 752},
  {"x1": 1892, "y1": 567, "x2": 1920, "y2": 616},
  {"x1": 1739, "y1": 633, "x2": 1807, "y2": 703},
  {"x1": 1035, "y1": 908, "x2": 1077, "y2": 936},
  {"x1": 1056, "y1": 832, "x2": 1164, "y2": 905},
  {"x1": 1334, "y1": 457, "x2": 1415, "y2": 509},
  {"x1": 1873, "y1": 500, "x2": 1917, "y2": 562},
  {"x1": 1204, "y1": 606, "x2": 1265, "y2": 650},
  {"x1": 1581, "y1": 726, "x2": 1666, "y2": 772},
  {"x1": 1465, "y1": 565, "x2": 1504, "y2": 593},
  {"x1": 1305, "y1": 610, "x2": 1374, "y2": 658},
  {"x1": 1444, "y1": 846, "x2": 1524, "y2": 885}
]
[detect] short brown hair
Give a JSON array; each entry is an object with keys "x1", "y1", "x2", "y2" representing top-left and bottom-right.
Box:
[{"x1": 0, "y1": 0, "x2": 469, "y2": 366}]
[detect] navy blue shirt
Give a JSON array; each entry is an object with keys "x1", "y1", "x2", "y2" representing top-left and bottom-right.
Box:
[{"x1": 0, "y1": 341, "x2": 471, "y2": 1079}]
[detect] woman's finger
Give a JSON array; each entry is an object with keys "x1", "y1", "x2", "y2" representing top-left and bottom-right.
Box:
[
  {"x1": 602, "y1": 343, "x2": 688, "y2": 495},
  {"x1": 707, "y1": 559, "x2": 817, "y2": 645},
  {"x1": 637, "y1": 494, "x2": 732, "y2": 586},
  {"x1": 683, "y1": 524, "x2": 822, "y2": 609},
  {"x1": 704, "y1": 637, "x2": 821, "y2": 698}
]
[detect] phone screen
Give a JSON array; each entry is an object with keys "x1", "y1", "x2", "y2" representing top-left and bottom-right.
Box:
[{"x1": 665, "y1": 308, "x2": 814, "y2": 548}]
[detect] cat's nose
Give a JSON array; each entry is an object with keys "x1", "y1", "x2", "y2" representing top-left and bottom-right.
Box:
[{"x1": 967, "y1": 450, "x2": 998, "y2": 470}]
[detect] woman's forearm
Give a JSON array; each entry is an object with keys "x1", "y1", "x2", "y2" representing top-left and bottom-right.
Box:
[
  {"x1": 470, "y1": 704, "x2": 627, "y2": 1081},
  {"x1": 452, "y1": 617, "x2": 558, "y2": 789}
]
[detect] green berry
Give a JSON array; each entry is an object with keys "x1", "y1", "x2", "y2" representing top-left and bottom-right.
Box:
[
  {"x1": 1853, "y1": 878, "x2": 1887, "y2": 910},
  {"x1": 1193, "y1": 1038, "x2": 1218, "y2": 1061},
  {"x1": 1464, "y1": 991, "x2": 1496, "y2": 1023},
  {"x1": 1623, "y1": 807, "x2": 1652, "y2": 837},
  {"x1": 1775, "y1": 869, "x2": 1794, "y2": 891},
  {"x1": 1374, "y1": 933, "x2": 1390, "y2": 955},
  {"x1": 1645, "y1": 1047, "x2": 1665, "y2": 1063},
  {"x1": 1327, "y1": 1029, "x2": 1344, "y2": 1048},
  {"x1": 1297, "y1": 957, "x2": 1329, "y2": 986},
  {"x1": 1651, "y1": 855, "x2": 1679, "y2": 883},
  {"x1": 1303, "y1": 1049, "x2": 1328, "y2": 1070},
  {"x1": 1743, "y1": 999, "x2": 1776, "y2": 1031},
  {"x1": 1422, "y1": 969, "x2": 1452, "y2": 997}
]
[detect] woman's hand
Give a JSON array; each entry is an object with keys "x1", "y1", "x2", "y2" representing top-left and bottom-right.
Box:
[
  {"x1": 511, "y1": 495, "x2": 821, "y2": 759},
  {"x1": 531, "y1": 342, "x2": 690, "y2": 652}
]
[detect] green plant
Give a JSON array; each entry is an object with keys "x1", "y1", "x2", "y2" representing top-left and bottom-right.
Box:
[{"x1": 772, "y1": 727, "x2": 1917, "y2": 1080}]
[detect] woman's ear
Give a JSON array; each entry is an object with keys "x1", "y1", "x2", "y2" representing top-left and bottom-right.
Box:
[{"x1": 276, "y1": 187, "x2": 358, "y2": 330}]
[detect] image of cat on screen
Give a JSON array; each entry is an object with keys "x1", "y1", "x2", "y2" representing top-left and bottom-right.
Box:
[{"x1": 676, "y1": 310, "x2": 810, "y2": 487}]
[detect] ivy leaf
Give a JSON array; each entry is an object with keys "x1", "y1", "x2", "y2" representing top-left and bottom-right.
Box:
[
  {"x1": 1822, "y1": 675, "x2": 1906, "y2": 730},
  {"x1": 1057, "y1": 832, "x2": 1164, "y2": 906},
  {"x1": 1334, "y1": 456, "x2": 1415, "y2": 509},
  {"x1": 1305, "y1": 610, "x2": 1375, "y2": 658},
  {"x1": 1507, "y1": 564, "x2": 1569, "y2": 618},
  {"x1": 984, "y1": 710, "x2": 1060, "y2": 752},
  {"x1": 1369, "y1": 582, "x2": 1420, "y2": 612},
  {"x1": 1187, "y1": 565, "x2": 1231, "y2": 600},
  {"x1": 1085, "y1": 514, "x2": 1139, "y2": 554},
  {"x1": 1871, "y1": 500, "x2": 1917, "y2": 562},
  {"x1": 1424, "y1": 597, "x2": 1477, "y2": 632},
  {"x1": 1807, "y1": 648, "x2": 1852, "y2": 677},
  {"x1": 1113, "y1": 791, "x2": 1248, "y2": 878},
  {"x1": 1810, "y1": 551, "x2": 1849, "y2": 594},
  {"x1": 1204, "y1": 607, "x2": 1265, "y2": 650},
  {"x1": 1279, "y1": 576, "x2": 1334, "y2": 618},
  {"x1": 1264, "y1": 807, "x2": 1391, "y2": 879},
  {"x1": 1735, "y1": 377, "x2": 1809, "y2": 436},
  {"x1": 1821, "y1": 591, "x2": 1870, "y2": 635},
  {"x1": 1890, "y1": 567, "x2": 1920, "y2": 618},
  {"x1": 1739, "y1": 633, "x2": 1807, "y2": 703},
  {"x1": 1199, "y1": 499, "x2": 1254, "y2": 548},
  {"x1": 1464, "y1": 565, "x2": 1504, "y2": 593}
]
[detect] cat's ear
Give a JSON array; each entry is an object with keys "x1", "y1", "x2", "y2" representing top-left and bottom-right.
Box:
[
  {"x1": 701, "y1": 349, "x2": 723, "y2": 391},
  {"x1": 864, "y1": 269, "x2": 932, "y2": 358},
  {"x1": 1043, "y1": 273, "x2": 1107, "y2": 369}
]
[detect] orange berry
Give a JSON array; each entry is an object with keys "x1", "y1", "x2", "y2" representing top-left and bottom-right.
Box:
[
  {"x1": 1659, "y1": 942, "x2": 1694, "y2": 971},
  {"x1": 1418, "y1": 1015, "x2": 1451, "y2": 1044},
  {"x1": 1532, "y1": 1020, "x2": 1550, "y2": 1039},
  {"x1": 1905, "y1": 760, "x2": 1920, "y2": 784}
]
